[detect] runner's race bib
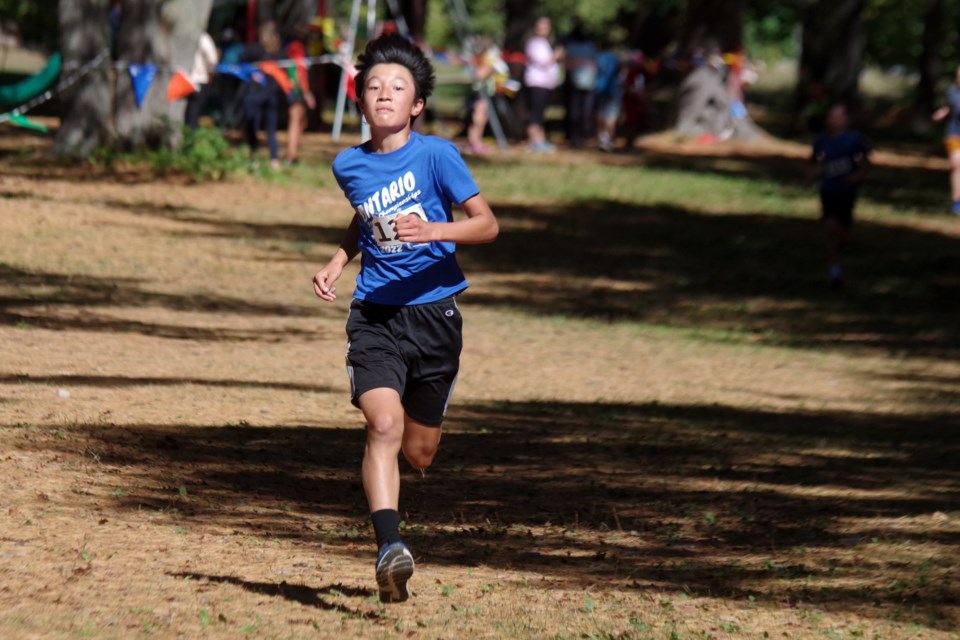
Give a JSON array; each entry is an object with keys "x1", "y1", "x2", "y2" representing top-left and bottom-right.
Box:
[{"x1": 371, "y1": 203, "x2": 428, "y2": 249}]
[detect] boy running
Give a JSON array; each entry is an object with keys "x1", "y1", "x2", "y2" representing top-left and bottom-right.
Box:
[
  {"x1": 811, "y1": 103, "x2": 870, "y2": 288},
  {"x1": 312, "y1": 34, "x2": 499, "y2": 603},
  {"x1": 931, "y1": 64, "x2": 960, "y2": 215}
]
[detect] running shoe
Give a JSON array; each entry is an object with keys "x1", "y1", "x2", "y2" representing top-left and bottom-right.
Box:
[{"x1": 375, "y1": 541, "x2": 415, "y2": 603}]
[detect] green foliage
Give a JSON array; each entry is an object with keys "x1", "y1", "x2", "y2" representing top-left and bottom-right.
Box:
[
  {"x1": 170, "y1": 127, "x2": 246, "y2": 181},
  {"x1": 90, "y1": 127, "x2": 246, "y2": 182},
  {"x1": 0, "y1": 0, "x2": 58, "y2": 51},
  {"x1": 744, "y1": 2, "x2": 798, "y2": 62}
]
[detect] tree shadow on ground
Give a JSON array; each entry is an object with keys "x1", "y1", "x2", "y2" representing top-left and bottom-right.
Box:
[
  {"x1": 167, "y1": 574, "x2": 380, "y2": 620},
  {"x1": 23, "y1": 398, "x2": 959, "y2": 631},
  {"x1": 0, "y1": 264, "x2": 324, "y2": 341},
  {"x1": 0, "y1": 373, "x2": 332, "y2": 393},
  {"x1": 97, "y1": 198, "x2": 348, "y2": 247},
  {"x1": 457, "y1": 197, "x2": 960, "y2": 358},
  {"x1": 586, "y1": 144, "x2": 952, "y2": 215}
]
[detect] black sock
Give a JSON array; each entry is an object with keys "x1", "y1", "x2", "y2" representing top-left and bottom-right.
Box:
[{"x1": 371, "y1": 509, "x2": 400, "y2": 550}]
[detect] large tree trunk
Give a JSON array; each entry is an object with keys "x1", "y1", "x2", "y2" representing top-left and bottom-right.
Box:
[
  {"x1": 916, "y1": 0, "x2": 945, "y2": 113},
  {"x1": 258, "y1": 0, "x2": 316, "y2": 39},
  {"x1": 399, "y1": 0, "x2": 426, "y2": 43},
  {"x1": 53, "y1": 0, "x2": 113, "y2": 157},
  {"x1": 114, "y1": 0, "x2": 213, "y2": 151},
  {"x1": 503, "y1": 0, "x2": 539, "y2": 52},
  {"x1": 674, "y1": 0, "x2": 757, "y2": 140},
  {"x1": 795, "y1": 0, "x2": 865, "y2": 121},
  {"x1": 681, "y1": 0, "x2": 745, "y2": 52}
]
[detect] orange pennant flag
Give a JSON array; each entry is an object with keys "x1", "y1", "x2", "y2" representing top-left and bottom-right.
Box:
[
  {"x1": 166, "y1": 71, "x2": 197, "y2": 102},
  {"x1": 258, "y1": 61, "x2": 293, "y2": 94}
]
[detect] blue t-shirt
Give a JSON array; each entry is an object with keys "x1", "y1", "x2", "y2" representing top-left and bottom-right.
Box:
[
  {"x1": 945, "y1": 85, "x2": 960, "y2": 138},
  {"x1": 595, "y1": 52, "x2": 620, "y2": 98},
  {"x1": 812, "y1": 129, "x2": 870, "y2": 194},
  {"x1": 332, "y1": 132, "x2": 480, "y2": 305}
]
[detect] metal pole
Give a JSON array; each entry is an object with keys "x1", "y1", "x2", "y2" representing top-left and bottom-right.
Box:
[
  {"x1": 332, "y1": 0, "x2": 363, "y2": 141},
  {"x1": 360, "y1": 0, "x2": 378, "y2": 142}
]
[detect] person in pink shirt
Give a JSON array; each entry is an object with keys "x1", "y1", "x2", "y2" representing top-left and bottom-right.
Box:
[{"x1": 524, "y1": 17, "x2": 563, "y2": 152}]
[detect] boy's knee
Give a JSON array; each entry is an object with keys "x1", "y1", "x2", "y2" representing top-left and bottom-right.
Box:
[
  {"x1": 402, "y1": 444, "x2": 437, "y2": 470},
  {"x1": 367, "y1": 412, "x2": 402, "y2": 440}
]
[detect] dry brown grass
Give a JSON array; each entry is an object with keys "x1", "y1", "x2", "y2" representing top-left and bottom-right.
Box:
[{"x1": 0, "y1": 127, "x2": 958, "y2": 639}]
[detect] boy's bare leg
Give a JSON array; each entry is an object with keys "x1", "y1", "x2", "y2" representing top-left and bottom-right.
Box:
[
  {"x1": 358, "y1": 388, "x2": 435, "y2": 604},
  {"x1": 287, "y1": 102, "x2": 306, "y2": 162},
  {"x1": 950, "y1": 149, "x2": 960, "y2": 203},
  {"x1": 823, "y1": 217, "x2": 848, "y2": 285},
  {"x1": 402, "y1": 416, "x2": 443, "y2": 471},
  {"x1": 359, "y1": 388, "x2": 405, "y2": 511}
]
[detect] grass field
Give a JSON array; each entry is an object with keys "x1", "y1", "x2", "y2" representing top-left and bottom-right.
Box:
[{"x1": 0, "y1": 125, "x2": 958, "y2": 639}]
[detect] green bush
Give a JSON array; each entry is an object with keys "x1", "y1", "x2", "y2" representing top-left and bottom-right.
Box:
[
  {"x1": 165, "y1": 127, "x2": 246, "y2": 181},
  {"x1": 88, "y1": 127, "x2": 246, "y2": 182}
]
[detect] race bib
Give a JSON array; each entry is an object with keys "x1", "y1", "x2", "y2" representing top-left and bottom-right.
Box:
[
  {"x1": 823, "y1": 157, "x2": 853, "y2": 179},
  {"x1": 371, "y1": 203, "x2": 428, "y2": 249}
]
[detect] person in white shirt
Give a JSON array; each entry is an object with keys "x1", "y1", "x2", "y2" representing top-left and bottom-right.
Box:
[
  {"x1": 185, "y1": 32, "x2": 219, "y2": 130},
  {"x1": 523, "y1": 17, "x2": 563, "y2": 152}
]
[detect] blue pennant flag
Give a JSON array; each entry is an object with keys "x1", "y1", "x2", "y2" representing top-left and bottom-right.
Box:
[
  {"x1": 128, "y1": 63, "x2": 157, "y2": 108},
  {"x1": 215, "y1": 63, "x2": 254, "y2": 83}
]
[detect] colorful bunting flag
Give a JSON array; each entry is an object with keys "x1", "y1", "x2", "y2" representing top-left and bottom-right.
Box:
[
  {"x1": 215, "y1": 63, "x2": 254, "y2": 83},
  {"x1": 128, "y1": 63, "x2": 157, "y2": 108},
  {"x1": 166, "y1": 70, "x2": 196, "y2": 102}
]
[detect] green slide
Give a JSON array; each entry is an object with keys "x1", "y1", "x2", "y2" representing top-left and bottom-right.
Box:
[{"x1": 0, "y1": 52, "x2": 61, "y2": 109}]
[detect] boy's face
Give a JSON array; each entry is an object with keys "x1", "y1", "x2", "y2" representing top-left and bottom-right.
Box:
[
  {"x1": 825, "y1": 106, "x2": 847, "y2": 133},
  {"x1": 360, "y1": 63, "x2": 424, "y2": 132}
]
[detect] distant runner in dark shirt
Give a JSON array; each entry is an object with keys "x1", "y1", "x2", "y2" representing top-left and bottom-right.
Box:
[
  {"x1": 931, "y1": 64, "x2": 960, "y2": 214},
  {"x1": 811, "y1": 103, "x2": 870, "y2": 288}
]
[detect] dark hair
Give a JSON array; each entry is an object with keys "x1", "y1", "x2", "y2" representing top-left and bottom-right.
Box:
[{"x1": 354, "y1": 33, "x2": 436, "y2": 104}]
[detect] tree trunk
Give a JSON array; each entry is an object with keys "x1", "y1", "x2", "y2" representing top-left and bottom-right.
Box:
[
  {"x1": 114, "y1": 0, "x2": 213, "y2": 151},
  {"x1": 674, "y1": 0, "x2": 757, "y2": 140},
  {"x1": 399, "y1": 0, "x2": 426, "y2": 43},
  {"x1": 681, "y1": 0, "x2": 745, "y2": 52},
  {"x1": 53, "y1": 0, "x2": 113, "y2": 157},
  {"x1": 503, "y1": 0, "x2": 539, "y2": 53},
  {"x1": 795, "y1": 0, "x2": 865, "y2": 122},
  {"x1": 259, "y1": 0, "x2": 316, "y2": 40},
  {"x1": 916, "y1": 0, "x2": 944, "y2": 112}
]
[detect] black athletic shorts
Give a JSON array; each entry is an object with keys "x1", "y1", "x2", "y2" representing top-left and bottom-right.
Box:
[
  {"x1": 345, "y1": 296, "x2": 463, "y2": 427},
  {"x1": 820, "y1": 191, "x2": 857, "y2": 228}
]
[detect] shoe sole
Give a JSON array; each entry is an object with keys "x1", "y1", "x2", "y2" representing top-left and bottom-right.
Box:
[{"x1": 376, "y1": 549, "x2": 414, "y2": 603}]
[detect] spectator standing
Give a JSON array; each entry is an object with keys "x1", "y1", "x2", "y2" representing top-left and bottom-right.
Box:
[
  {"x1": 241, "y1": 24, "x2": 288, "y2": 169},
  {"x1": 185, "y1": 32, "x2": 220, "y2": 130},
  {"x1": 594, "y1": 42, "x2": 622, "y2": 152},
  {"x1": 931, "y1": 65, "x2": 960, "y2": 215},
  {"x1": 561, "y1": 19, "x2": 597, "y2": 149},
  {"x1": 524, "y1": 17, "x2": 563, "y2": 153}
]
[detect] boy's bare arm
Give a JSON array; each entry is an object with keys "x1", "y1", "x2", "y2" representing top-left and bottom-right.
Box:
[
  {"x1": 313, "y1": 214, "x2": 361, "y2": 302},
  {"x1": 847, "y1": 153, "x2": 871, "y2": 185},
  {"x1": 806, "y1": 151, "x2": 822, "y2": 184},
  {"x1": 394, "y1": 194, "x2": 499, "y2": 245}
]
